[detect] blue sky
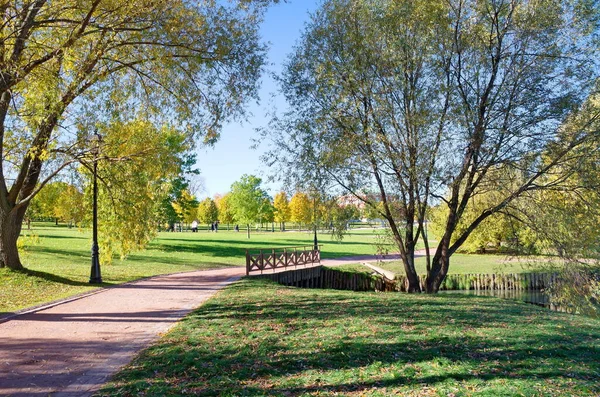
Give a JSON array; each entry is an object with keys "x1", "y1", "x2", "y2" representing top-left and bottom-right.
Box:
[{"x1": 195, "y1": 1, "x2": 320, "y2": 199}]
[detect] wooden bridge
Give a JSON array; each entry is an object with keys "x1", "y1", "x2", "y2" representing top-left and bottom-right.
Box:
[{"x1": 245, "y1": 245, "x2": 321, "y2": 275}]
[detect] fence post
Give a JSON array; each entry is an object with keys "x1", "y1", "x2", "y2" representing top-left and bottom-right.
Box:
[
  {"x1": 245, "y1": 249, "x2": 250, "y2": 276},
  {"x1": 294, "y1": 247, "x2": 298, "y2": 268}
]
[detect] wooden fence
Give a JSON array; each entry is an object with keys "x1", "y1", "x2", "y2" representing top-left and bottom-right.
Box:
[
  {"x1": 257, "y1": 267, "x2": 557, "y2": 293},
  {"x1": 394, "y1": 272, "x2": 558, "y2": 292},
  {"x1": 246, "y1": 246, "x2": 321, "y2": 275}
]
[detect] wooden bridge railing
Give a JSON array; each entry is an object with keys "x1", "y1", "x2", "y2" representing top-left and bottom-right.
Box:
[{"x1": 246, "y1": 245, "x2": 321, "y2": 275}]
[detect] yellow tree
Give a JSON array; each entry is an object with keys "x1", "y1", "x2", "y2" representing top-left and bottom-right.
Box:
[
  {"x1": 214, "y1": 193, "x2": 236, "y2": 230},
  {"x1": 29, "y1": 181, "x2": 69, "y2": 224},
  {"x1": 0, "y1": 0, "x2": 275, "y2": 270},
  {"x1": 92, "y1": 119, "x2": 192, "y2": 263},
  {"x1": 54, "y1": 185, "x2": 85, "y2": 228},
  {"x1": 172, "y1": 190, "x2": 198, "y2": 224},
  {"x1": 289, "y1": 192, "x2": 311, "y2": 230},
  {"x1": 273, "y1": 191, "x2": 291, "y2": 231}
]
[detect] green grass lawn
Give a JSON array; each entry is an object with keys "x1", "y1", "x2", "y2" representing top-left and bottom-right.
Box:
[
  {"x1": 97, "y1": 278, "x2": 600, "y2": 396},
  {"x1": 1, "y1": 224, "x2": 384, "y2": 313},
  {"x1": 373, "y1": 253, "x2": 551, "y2": 276}
]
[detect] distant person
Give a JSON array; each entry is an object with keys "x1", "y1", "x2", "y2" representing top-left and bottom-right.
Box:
[
  {"x1": 234, "y1": 224, "x2": 239, "y2": 232},
  {"x1": 210, "y1": 223, "x2": 215, "y2": 232},
  {"x1": 214, "y1": 221, "x2": 219, "y2": 232},
  {"x1": 191, "y1": 220, "x2": 198, "y2": 233}
]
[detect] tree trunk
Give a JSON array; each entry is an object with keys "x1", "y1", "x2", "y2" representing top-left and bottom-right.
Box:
[
  {"x1": 404, "y1": 259, "x2": 421, "y2": 292},
  {"x1": 425, "y1": 246, "x2": 450, "y2": 293},
  {"x1": 0, "y1": 208, "x2": 26, "y2": 270}
]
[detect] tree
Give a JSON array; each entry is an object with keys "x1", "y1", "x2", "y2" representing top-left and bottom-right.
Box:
[
  {"x1": 265, "y1": 0, "x2": 599, "y2": 292},
  {"x1": 324, "y1": 199, "x2": 359, "y2": 239},
  {"x1": 0, "y1": 0, "x2": 275, "y2": 269},
  {"x1": 158, "y1": 176, "x2": 198, "y2": 231},
  {"x1": 197, "y1": 198, "x2": 219, "y2": 227},
  {"x1": 172, "y1": 190, "x2": 199, "y2": 225},
  {"x1": 91, "y1": 119, "x2": 192, "y2": 263},
  {"x1": 273, "y1": 191, "x2": 291, "y2": 231},
  {"x1": 289, "y1": 192, "x2": 312, "y2": 229},
  {"x1": 229, "y1": 174, "x2": 270, "y2": 238},
  {"x1": 29, "y1": 181, "x2": 69, "y2": 224},
  {"x1": 214, "y1": 193, "x2": 236, "y2": 229},
  {"x1": 429, "y1": 185, "x2": 530, "y2": 254},
  {"x1": 258, "y1": 197, "x2": 275, "y2": 226},
  {"x1": 54, "y1": 185, "x2": 85, "y2": 228},
  {"x1": 27, "y1": 179, "x2": 85, "y2": 227}
]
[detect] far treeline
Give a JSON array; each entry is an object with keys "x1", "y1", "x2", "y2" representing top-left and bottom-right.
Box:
[{"x1": 28, "y1": 173, "x2": 363, "y2": 236}]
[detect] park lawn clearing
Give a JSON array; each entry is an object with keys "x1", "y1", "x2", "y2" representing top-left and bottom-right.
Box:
[
  {"x1": 375, "y1": 253, "x2": 552, "y2": 276},
  {"x1": 1, "y1": 224, "x2": 383, "y2": 314},
  {"x1": 98, "y1": 278, "x2": 600, "y2": 397}
]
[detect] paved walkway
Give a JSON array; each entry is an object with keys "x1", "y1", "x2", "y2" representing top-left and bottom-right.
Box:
[
  {"x1": 0, "y1": 251, "x2": 428, "y2": 396},
  {"x1": 0, "y1": 267, "x2": 245, "y2": 397}
]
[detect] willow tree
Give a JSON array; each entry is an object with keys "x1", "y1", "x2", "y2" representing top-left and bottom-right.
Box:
[
  {"x1": 0, "y1": 0, "x2": 274, "y2": 269},
  {"x1": 264, "y1": 0, "x2": 599, "y2": 292}
]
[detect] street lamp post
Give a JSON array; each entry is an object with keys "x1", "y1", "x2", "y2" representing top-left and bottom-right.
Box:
[
  {"x1": 312, "y1": 191, "x2": 318, "y2": 252},
  {"x1": 89, "y1": 131, "x2": 102, "y2": 284}
]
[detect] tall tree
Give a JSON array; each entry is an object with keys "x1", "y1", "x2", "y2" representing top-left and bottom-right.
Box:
[
  {"x1": 289, "y1": 192, "x2": 312, "y2": 229},
  {"x1": 264, "y1": 0, "x2": 600, "y2": 292},
  {"x1": 197, "y1": 197, "x2": 219, "y2": 227},
  {"x1": 91, "y1": 118, "x2": 191, "y2": 262},
  {"x1": 54, "y1": 184, "x2": 85, "y2": 228},
  {"x1": 429, "y1": 181, "x2": 527, "y2": 254},
  {"x1": 0, "y1": 0, "x2": 275, "y2": 269},
  {"x1": 214, "y1": 193, "x2": 236, "y2": 229},
  {"x1": 229, "y1": 174, "x2": 269, "y2": 238},
  {"x1": 273, "y1": 191, "x2": 291, "y2": 231},
  {"x1": 257, "y1": 197, "x2": 275, "y2": 226},
  {"x1": 172, "y1": 190, "x2": 199, "y2": 225},
  {"x1": 29, "y1": 181, "x2": 69, "y2": 224}
]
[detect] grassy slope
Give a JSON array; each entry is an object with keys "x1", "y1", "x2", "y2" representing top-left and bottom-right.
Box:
[
  {"x1": 1, "y1": 225, "x2": 383, "y2": 313},
  {"x1": 98, "y1": 278, "x2": 600, "y2": 397}
]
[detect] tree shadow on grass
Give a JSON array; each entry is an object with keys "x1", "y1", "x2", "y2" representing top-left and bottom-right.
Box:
[
  {"x1": 9, "y1": 268, "x2": 92, "y2": 287},
  {"x1": 26, "y1": 232, "x2": 89, "y2": 240},
  {"x1": 24, "y1": 245, "x2": 89, "y2": 260},
  {"x1": 121, "y1": 253, "x2": 238, "y2": 268},
  {"x1": 100, "y1": 280, "x2": 600, "y2": 396}
]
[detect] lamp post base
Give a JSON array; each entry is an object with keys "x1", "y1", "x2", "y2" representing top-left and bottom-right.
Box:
[{"x1": 89, "y1": 242, "x2": 102, "y2": 284}]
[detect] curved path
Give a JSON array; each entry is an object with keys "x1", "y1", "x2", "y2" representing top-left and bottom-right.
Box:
[
  {"x1": 0, "y1": 252, "x2": 424, "y2": 396},
  {"x1": 0, "y1": 267, "x2": 245, "y2": 397}
]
